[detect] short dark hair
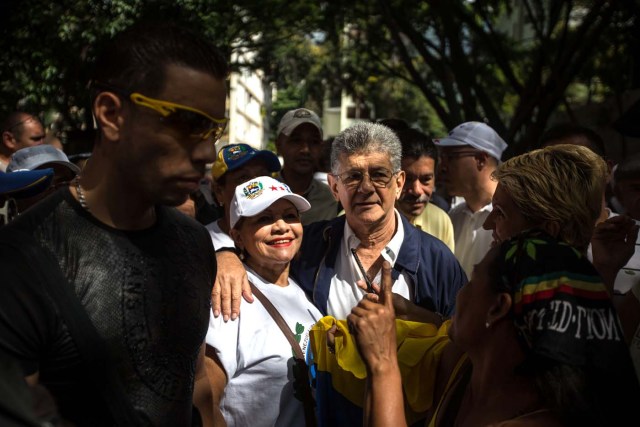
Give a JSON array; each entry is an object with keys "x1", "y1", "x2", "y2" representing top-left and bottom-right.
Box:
[
  {"x1": 614, "y1": 152, "x2": 640, "y2": 182},
  {"x1": 2, "y1": 112, "x2": 41, "y2": 139},
  {"x1": 396, "y1": 128, "x2": 438, "y2": 168},
  {"x1": 91, "y1": 22, "x2": 229, "y2": 98},
  {"x1": 540, "y1": 122, "x2": 606, "y2": 158}
]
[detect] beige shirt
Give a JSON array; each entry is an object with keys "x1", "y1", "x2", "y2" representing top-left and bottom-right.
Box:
[{"x1": 411, "y1": 203, "x2": 455, "y2": 253}]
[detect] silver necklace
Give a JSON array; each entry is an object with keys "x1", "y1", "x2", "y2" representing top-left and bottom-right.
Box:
[{"x1": 75, "y1": 176, "x2": 90, "y2": 211}]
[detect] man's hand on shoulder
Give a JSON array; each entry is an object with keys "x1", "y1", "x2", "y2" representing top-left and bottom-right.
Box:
[{"x1": 212, "y1": 250, "x2": 253, "y2": 321}]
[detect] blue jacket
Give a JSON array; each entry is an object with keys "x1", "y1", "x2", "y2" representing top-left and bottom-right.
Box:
[{"x1": 291, "y1": 214, "x2": 467, "y2": 316}]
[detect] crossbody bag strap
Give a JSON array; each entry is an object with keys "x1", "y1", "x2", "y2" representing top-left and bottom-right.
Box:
[
  {"x1": 249, "y1": 281, "x2": 317, "y2": 427},
  {"x1": 250, "y1": 283, "x2": 304, "y2": 359},
  {"x1": 0, "y1": 228, "x2": 139, "y2": 426}
]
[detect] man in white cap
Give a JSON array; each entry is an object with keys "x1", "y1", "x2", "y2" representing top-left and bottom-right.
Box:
[
  {"x1": 276, "y1": 108, "x2": 337, "y2": 225},
  {"x1": 434, "y1": 121, "x2": 507, "y2": 278}
]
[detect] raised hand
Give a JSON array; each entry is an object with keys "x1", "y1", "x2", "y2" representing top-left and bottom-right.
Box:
[
  {"x1": 351, "y1": 262, "x2": 407, "y2": 427},
  {"x1": 591, "y1": 214, "x2": 639, "y2": 294},
  {"x1": 348, "y1": 261, "x2": 397, "y2": 374}
]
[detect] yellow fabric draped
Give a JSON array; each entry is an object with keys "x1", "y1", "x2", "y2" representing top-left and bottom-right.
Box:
[{"x1": 309, "y1": 316, "x2": 452, "y2": 415}]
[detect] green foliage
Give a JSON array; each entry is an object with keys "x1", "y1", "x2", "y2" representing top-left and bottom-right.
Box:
[
  {"x1": 0, "y1": 0, "x2": 637, "y2": 157},
  {"x1": 315, "y1": 0, "x2": 638, "y2": 156}
]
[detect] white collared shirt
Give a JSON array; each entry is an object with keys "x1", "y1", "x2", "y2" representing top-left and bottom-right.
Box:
[
  {"x1": 327, "y1": 209, "x2": 413, "y2": 319},
  {"x1": 449, "y1": 201, "x2": 494, "y2": 279}
]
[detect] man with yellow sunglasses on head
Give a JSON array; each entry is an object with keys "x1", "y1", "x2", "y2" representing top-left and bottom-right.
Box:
[{"x1": 0, "y1": 22, "x2": 226, "y2": 427}]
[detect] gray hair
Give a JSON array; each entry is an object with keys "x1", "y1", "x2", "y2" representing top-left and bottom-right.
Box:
[{"x1": 330, "y1": 122, "x2": 402, "y2": 174}]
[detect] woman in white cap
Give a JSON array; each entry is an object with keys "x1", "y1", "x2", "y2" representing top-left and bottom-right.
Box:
[{"x1": 205, "y1": 175, "x2": 321, "y2": 427}]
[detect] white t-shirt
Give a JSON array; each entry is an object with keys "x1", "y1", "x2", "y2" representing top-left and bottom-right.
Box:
[
  {"x1": 449, "y1": 201, "x2": 494, "y2": 279},
  {"x1": 327, "y1": 209, "x2": 412, "y2": 319},
  {"x1": 205, "y1": 219, "x2": 235, "y2": 251},
  {"x1": 206, "y1": 268, "x2": 322, "y2": 427}
]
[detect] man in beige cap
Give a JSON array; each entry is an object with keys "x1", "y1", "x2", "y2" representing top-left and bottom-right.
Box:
[{"x1": 276, "y1": 108, "x2": 337, "y2": 225}]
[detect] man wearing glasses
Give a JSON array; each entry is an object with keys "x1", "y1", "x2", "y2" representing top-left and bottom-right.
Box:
[
  {"x1": 0, "y1": 23, "x2": 226, "y2": 426},
  {"x1": 0, "y1": 112, "x2": 46, "y2": 171},
  {"x1": 434, "y1": 121, "x2": 507, "y2": 278}
]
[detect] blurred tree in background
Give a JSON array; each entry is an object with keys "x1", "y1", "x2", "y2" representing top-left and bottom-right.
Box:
[{"x1": 1, "y1": 0, "x2": 638, "y2": 156}]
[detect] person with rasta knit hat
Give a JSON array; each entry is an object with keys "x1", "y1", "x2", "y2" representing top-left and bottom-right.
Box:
[
  {"x1": 276, "y1": 108, "x2": 338, "y2": 225},
  {"x1": 343, "y1": 229, "x2": 639, "y2": 427}
]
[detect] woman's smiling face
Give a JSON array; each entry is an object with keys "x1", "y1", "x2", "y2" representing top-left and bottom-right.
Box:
[{"x1": 234, "y1": 199, "x2": 303, "y2": 269}]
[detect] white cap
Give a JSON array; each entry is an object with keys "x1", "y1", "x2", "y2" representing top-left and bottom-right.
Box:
[
  {"x1": 277, "y1": 108, "x2": 323, "y2": 138},
  {"x1": 434, "y1": 121, "x2": 507, "y2": 162},
  {"x1": 230, "y1": 176, "x2": 311, "y2": 229},
  {"x1": 8, "y1": 145, "x2": 80, "y2": 174}
]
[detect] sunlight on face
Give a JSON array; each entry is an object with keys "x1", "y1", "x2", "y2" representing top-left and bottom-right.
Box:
[
  {"x1": 397, "y1": 155, "x2": 435, "y2": 220},
  {"x1": 483, "y1": 183, "x2": 534, "y2": 245},
  {"x1": 330, "y1": 152, "x2": 404, "y2": 228},
  {"x1": 235, "y1": 199, "x2": 303, "y2": 272}
]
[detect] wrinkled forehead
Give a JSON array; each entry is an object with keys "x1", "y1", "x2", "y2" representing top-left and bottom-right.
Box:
[{"x1": 335, "y1": 150, "x2": 394, "y2": 171}]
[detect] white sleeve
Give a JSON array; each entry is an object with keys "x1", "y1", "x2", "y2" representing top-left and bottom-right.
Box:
[
  {"x1": 205, "y1": 308, "x2": 240, "y2": 379},
  {"x1": 205, "y1": 222, "x2": 236, "y2": 251}
]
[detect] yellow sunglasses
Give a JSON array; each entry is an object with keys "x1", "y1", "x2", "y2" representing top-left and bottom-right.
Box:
[
  {"x1": 129, "y1": 93, "x2": 228, "y2": 142},
  {"x1": 92, "y1": 82, "x2": 227, "y2": 142}
]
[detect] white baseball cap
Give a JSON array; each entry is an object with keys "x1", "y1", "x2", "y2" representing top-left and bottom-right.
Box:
[
  {"x1": 230, "y1": 176, "x2": 311, "y2": 229},
  {"x1": 277, "y1": 108, "x2": 323, "y2": 138},
  {"x1": 433, "y1": 121, "x2": 507, "y2": 161},
  {"x1": 8, "y1": 145, "x2": 80, "y2": 174}
]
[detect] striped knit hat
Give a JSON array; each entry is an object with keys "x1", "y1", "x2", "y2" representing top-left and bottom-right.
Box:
[{"x1": 497, "y1": 230, "x2": 628, "y2": 371}]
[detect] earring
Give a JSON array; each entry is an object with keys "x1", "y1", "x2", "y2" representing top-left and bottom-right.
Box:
[
  {"x1": 485, "y1": 321, "x2": 490, "y2": 328},
  {"x1": 239, "y1": 252, "x2": 245, "y2": 261}
]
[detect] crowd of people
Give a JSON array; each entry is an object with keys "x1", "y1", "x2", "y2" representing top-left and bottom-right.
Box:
[{"x1": 0, "y1": 20, "x2": 639, "y2": 427}]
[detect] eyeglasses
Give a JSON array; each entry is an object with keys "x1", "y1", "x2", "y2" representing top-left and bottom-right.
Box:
[
  {"x1": 439, "y1": 150, "x2": 481, "y2": 162},
  {"x1": 93, "y1": 82, "x2": 227, "y2": 142},
  {"x1": 332, "y1": 169, "x2": 396, "y2": 189}
]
